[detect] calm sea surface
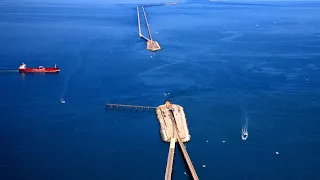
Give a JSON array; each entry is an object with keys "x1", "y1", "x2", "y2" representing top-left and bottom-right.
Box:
[{"x1": 1, "y1": 0, "x2": 320, "y2": 179}]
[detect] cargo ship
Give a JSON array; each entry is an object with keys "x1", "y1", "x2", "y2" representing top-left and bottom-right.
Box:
[{"x1": 18, "y1": 63, "x2": 60, "y2": 73}]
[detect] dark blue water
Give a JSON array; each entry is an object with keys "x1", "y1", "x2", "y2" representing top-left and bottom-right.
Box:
[{"x1": 1, "y1": 0, "x2": 320, "y2": 179}]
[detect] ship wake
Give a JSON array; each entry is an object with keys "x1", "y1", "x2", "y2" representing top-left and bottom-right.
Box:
[{"x1": 241, "y1": 114, "x2": 249, "y2": 140}]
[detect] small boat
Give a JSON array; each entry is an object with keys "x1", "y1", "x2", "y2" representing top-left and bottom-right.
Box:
[
  {"x1": 18, "y1": 63, "x2": 60, "y2": 73},
  {"x1": 241, "y1": 131, "x2": 248, "y2": 140}
]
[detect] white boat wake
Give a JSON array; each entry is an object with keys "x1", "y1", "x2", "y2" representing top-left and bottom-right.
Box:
[
  {"x1": 59, "y1": 40, "x2": 87, "y2": 103},
  {"x1": 59, "y1": 38, "x2": 114, "y2": 104},
  {"x1": 60, "y1": 98, "x2": 66, "y2": 104},
  {"x1": 241, "y1": 115, "x2": 249, "y2": 140},
  {"x1": 59, "y1": 53, "x2": 82, "y2": 103}
]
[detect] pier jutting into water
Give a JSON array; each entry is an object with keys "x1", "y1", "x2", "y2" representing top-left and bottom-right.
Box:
[
  {"x1": 137, "y1": 5, "x2": 161, "y2": 51},
  {"x1": 105, "y1": 100, "x2": 199, "y2": 179},
  {"x1": 136, "y1": 3, "x2": 179, "y2": 51},
  {"x1": 105, "y1": 103, "x2": 156, "y2": 111},
  {"x1": 158, "y1": 100, "x2": 199, "y2": 180}
]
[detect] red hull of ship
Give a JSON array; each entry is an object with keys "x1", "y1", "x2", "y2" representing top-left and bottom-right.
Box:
[{"x1": 19, "y1": 67, "x2": 60, "y2": 73}]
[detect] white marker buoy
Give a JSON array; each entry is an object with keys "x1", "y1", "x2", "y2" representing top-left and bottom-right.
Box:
[{"x1": 202, "y1": 164, "x2": 206, "y2": 168}]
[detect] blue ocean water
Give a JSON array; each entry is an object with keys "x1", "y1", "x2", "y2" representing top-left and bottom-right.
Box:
[{"x1": 1, "y1": 0, "x2": 320, "y2": 179}]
